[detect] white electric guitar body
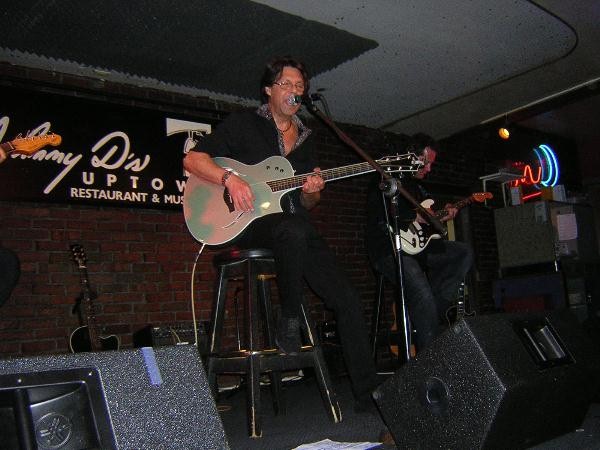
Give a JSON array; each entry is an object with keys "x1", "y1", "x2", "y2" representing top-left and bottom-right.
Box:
[{"x1": 400, "y1": 193, "x2": 492, "y2": 255}]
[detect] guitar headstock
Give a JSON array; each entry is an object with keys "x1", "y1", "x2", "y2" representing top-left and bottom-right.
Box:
[
  {"x1": 377, "y1": 152, "x2": 423, "y2": 173},
  {"x1": 471, "y1": 192, "x2": 493, "y2": 203},
  {"x1": 6, "y1": 133, "x2": 62, "y2": 156},
  {"x1": 70, "y1": 244, "x2": 87, "y2": 269}
]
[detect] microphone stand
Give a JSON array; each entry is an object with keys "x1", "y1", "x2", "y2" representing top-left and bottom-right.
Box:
[{"x1": 303, "y1": 97, "x2": 446, "y2": 362}]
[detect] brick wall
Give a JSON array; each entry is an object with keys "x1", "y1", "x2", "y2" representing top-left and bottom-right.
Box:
[{"x1": 0, "y1": 67, "x2": 502, "y2": 357}]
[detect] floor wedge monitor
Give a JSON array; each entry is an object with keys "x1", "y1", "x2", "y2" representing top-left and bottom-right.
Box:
[
  {"x1": 373, "y1": 311, "x2": 600, "y2": 449},
  {"x1": 0, "y1": 345, "x2": 228, "y2": 449}
]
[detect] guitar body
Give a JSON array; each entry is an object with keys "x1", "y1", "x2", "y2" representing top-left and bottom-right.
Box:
[
  {"x1": 400, "y1": 193, "x2": 492, "y2": 255},
  {"x1": 400, "y1": 199, "x2": 442, "y2": 255},
  {"x1": 183, "y1": 156, "x2": 296, "y2": 245},
  {"x1": 183, "y1": 154, "x2": 422, "y2": 245},
  {"x1": 69, "y1": 326, "x2": 120, "y2": 353}
]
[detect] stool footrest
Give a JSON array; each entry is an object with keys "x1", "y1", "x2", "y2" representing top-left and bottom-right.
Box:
[
  {"x1": 209, "y1": 248, "x2": 340, "y2": 437},
  {"x1": 210, "y1": 352, "x2": 319, "y2": 373}
]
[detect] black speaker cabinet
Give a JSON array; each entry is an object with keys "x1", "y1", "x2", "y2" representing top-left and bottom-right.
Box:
[
  {"x1": 0, "y1": 345, "x2": 228, "y2": 449},
  {"x1": 373, "y1": 311, "x2": 600, "y2": 449}
]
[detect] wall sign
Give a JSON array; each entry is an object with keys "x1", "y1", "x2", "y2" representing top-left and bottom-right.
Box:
[
  {"x1": 509, "y1": 143, "x2": 560, "y2": 201},
  {"x1": 0, "y1": 85, "x2": 215, "y2": 210},
  {"x1": 510, "y1": 144, "x2": 560, "y2": 189}
]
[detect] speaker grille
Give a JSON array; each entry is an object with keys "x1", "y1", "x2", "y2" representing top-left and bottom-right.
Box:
[
  {"x1": 0, "y1": 346, "x2": 228, "y2": 449},
  {"x1": 373, "y1": 312, "x2": 600, "y2": 449}
]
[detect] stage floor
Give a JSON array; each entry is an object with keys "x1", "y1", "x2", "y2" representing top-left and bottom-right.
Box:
[{"x1": 216, "y1": 372, "x2": 600, "y2": 450}]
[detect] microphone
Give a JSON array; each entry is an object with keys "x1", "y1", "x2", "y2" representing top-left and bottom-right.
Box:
[
  {"x1": 287, "y1": 93, "x2": 323, "y2": 106},
  {"x1": 286, "y1": 95, "x2": 303, "y2": 106}
]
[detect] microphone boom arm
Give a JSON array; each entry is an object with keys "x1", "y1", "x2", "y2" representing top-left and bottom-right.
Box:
[{"x1": 302, "y1": 97, "x2": 446, "y2": 236}]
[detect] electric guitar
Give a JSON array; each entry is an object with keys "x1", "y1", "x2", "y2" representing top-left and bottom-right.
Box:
[
  {"x1": 400, "y1": 192, "x2": 492, "y2": 255},
  {"x1": 69, "y1": 244, "x2": 120, "y2": 352},
  {"x1": 183, "y1": 154, "x2": 420, "y2": 245},
  {"x1": 445, "y1": 281, "x2": 475, "y2": 325},
  {"x1": 0, "y1": 133, "x2": 62, "y2": 157}
]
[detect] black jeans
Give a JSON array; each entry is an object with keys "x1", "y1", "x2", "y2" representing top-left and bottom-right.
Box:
[
  {"x1": 375, "y1": 240, "x2": 473, "y2": 351},
  {"x1": 237, "y1": 213, "x2": 378, "y2": 399}
]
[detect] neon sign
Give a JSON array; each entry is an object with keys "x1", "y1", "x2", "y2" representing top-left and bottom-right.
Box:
[{"x1": 510, "y1": 144, "x2": 560, "y2": 190}]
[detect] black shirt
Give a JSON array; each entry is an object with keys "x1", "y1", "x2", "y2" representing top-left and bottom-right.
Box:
[{"x1": 193, "y1": 108, "x2": 317, "y2": 214}]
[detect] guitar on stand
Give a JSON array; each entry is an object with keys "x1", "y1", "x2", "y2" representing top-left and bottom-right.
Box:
[
  {"x1": 445, "y1": 280, "x2": 475, "y2": 325},
  {"x1": 69, "y1": 244, "x2": 119, "y2": 352}
]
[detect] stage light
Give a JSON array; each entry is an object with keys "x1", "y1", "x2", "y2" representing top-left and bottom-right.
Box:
[
  {"x1": 498, "y1": 127, "x2": 510, "y2": 140},
  {"x1": 498, "y1": 115, "x2": 511, "y2": 140}
]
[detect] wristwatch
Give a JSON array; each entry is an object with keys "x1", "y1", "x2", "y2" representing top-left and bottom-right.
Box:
[{"x1": 221, "y1": 169, "x2": 233, "y2": 186}]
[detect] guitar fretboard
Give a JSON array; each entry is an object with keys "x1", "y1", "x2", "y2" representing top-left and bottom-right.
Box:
[
  {"x1": 266, "y1": 161, "x2": 375, "y2": 192},
  {"x1": 435, "y1": 196, "x2": 475, "y2": 219}
]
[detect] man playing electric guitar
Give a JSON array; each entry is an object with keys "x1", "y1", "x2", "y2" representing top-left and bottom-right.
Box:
[{"x1": 366, "y1": 133, "x2": 473, "y2": 353}]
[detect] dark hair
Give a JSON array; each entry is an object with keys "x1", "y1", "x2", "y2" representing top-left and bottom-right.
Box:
[
  {"x1": 407, "y1": 132, "x2": 440, "y2": 156},
  {"x1": 260, "y1": 56, "x2": 310, "y2": 104}
]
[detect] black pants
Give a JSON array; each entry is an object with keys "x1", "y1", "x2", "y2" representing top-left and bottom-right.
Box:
[{"x1": 237, "y1": 213, "x2": 378, "y2": 398}]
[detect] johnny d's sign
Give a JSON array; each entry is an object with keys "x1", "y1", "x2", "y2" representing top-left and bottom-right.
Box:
[{"x1": 0, "y1": 85, "x2": 214, "y2": 210}]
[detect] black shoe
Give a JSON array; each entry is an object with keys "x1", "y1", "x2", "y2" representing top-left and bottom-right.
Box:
[{"x1": 276, "y1": 316, "x2": 301, "y2": 355}]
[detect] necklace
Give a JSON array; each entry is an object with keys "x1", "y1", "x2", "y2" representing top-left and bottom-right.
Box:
[{"x1": 277, "y1": 121, "x2": 293, "y2": 133}]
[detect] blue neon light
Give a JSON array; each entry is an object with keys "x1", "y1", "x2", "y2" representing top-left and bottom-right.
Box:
[{"x1": 533, "y1": 144, "x2": 559, "y2": 188}]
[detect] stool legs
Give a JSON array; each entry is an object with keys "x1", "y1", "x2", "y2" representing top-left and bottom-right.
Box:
[
  {"x1": 371, "y1": 273, "x2": 415, "y2": 365},
  {"x1": 258, "y1": 275, "x2": 284, "y2": 416},
  {"x1": 300, "y1": 304, "x2": 342, "y2": 423},
  {"x1": 207, "y1": 270, "x2": 229, "y2": 396},
  {"x1": 371, "y1": 273, "x2": 386, "y2": 358},
  {"x1": 247, "y1": 353, "x2": 262, "y2": 438},
  {"x1": 207, "y1": 252, "x2": 341, "y2": 438}
]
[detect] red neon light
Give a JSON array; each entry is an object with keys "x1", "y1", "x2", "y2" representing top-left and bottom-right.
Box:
[
  {"x1": 510, "y1": 165, "x2": 542, "y2": 187},
  {"x1": 522, "y1": 191, "x2": 542, "y2": 201}
]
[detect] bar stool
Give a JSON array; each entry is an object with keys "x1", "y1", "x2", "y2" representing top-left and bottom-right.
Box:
[
  {"x1": 371, "y1": 272, "x2": 416, "y2": 364},
  {"x1": 206, "y1": 248, "x2": 341, "y2": 438}
]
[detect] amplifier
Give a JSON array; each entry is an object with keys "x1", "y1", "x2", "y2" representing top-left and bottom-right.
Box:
[{"x1": 133, "y1": 322, "x2": 208, "y2": 354}]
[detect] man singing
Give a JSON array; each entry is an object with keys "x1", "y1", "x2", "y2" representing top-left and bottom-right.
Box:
[{"x1": 183, "y1": 56, "x2": 379, "y2": 411}]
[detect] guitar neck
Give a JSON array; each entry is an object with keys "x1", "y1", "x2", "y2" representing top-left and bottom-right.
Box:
[
  {"x1": 435, "y1": 196, "x2": 474, "y2": 219},
  {"x1": 267, "y1": 161, "x2": 374, "y2": 192},
  {"x1": 79, "y1": 267, "x2": 102, "y2": 351}
]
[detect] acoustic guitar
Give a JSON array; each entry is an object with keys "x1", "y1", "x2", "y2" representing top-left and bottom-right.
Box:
[
  {"x1": 69, "y1": 244, "x2": 119, "y2": 352},
  {"x1": 183, "y1": 154, "x2": 421, "y2": 245}
]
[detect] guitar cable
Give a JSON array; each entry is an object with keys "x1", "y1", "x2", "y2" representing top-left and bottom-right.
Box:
[{"x1": 189, "y1": 243, "x2": 206, "y2": 348}]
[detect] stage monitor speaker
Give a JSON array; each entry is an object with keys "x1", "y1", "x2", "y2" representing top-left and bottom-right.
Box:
[
  {"x1": 373, "y1": 311, "x2": 600, "y2": 449},
  {"x1": 0, "y1": 345, "x2": 229, "y2": 449}
]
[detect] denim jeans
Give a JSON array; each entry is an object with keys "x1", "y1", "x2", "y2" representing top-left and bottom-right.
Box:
[{"x1": 375, "y1": 240, "x2": 473, "y2": 352}]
